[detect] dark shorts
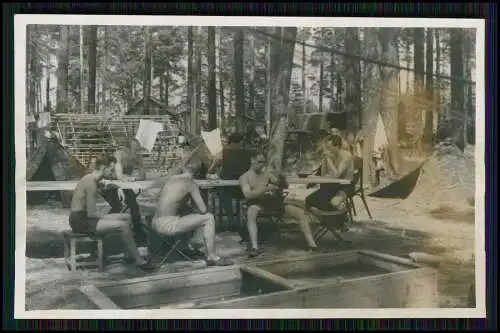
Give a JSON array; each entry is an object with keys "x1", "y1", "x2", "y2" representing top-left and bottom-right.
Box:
[
  {"x1": 69, "y1": 211, "x2": 99, "y2": 234},
  {"x1": 248, "y1": 195, "x2": 286, "y2": 217}
]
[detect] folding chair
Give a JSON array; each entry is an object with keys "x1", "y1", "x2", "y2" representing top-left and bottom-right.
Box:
[
  {"x1": 255, "y1": 191, "x2": 290, "y2": 244},
  {"x1": 309, "y1": 206, "x2": 353, "y2": 245},
  {"x1": 141, "y1": 215, "x2": 194, "y2": 267},
  {"x1": 346, "y1": 156, "x2": 373, "y2": 219}
]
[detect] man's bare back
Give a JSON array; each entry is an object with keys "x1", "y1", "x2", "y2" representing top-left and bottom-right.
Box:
[{"x1": 155, "y1": 174, "x2": 204, "y2": 218}]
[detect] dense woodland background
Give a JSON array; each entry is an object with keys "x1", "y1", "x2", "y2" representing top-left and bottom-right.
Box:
[{"x1": 25, "y1": 25, "x2": 476, "y2": 177}]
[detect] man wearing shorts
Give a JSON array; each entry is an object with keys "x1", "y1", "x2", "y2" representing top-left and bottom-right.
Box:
[
  {"x1": 305, "y1": 131, "x2": 354, "y2": 230},
  {"x1": 151, "y1": 161, "x2": 233, "y2": 266},
  {"x1": 69, "y1": 154, "x2": 156, "y2": 272},
  {"x1": 239, "y1": 152, "x2": 320, "y2": 258}
]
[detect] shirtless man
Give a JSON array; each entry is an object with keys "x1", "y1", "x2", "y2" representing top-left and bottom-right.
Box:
[
  {"x1": 240, "y1": 152, "x2": 320, "y2": 258},
  {"x1": 305, "y1": 131, "x2": 354, "y2": 224},
  {"x1": 69, "y1": 154, "x2": 156, "y2": 272},
  {"x1": 151, "y1": 161, "x2": 233, "y2": 266},
  {"x1": 101, "y1": 138, "x2": 146, "y2": 241}
]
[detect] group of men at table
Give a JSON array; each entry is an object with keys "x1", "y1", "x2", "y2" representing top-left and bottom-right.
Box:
[{"x1": 68, "y1": 130, "x2": 355, "y2": 272}]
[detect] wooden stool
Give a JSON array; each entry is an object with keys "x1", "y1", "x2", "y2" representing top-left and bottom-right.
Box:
[{"x1": 63, "y1": 230, "x2": 105, "y2": 272}]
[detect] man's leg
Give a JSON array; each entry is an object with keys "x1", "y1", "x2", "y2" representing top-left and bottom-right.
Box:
[
  {"x1": 283, "y1": 204, "x2": 318, "y2": 249},
  {"x1": 96, "y1": 213, "x2": 155, "y2": 270},
  {"x1": 154, "y1": 213, "x2": 218, "y2": 260},
  {"x1": 100, "y1": 189, "x2": 123, "y2": 214},
  {"x1": 218, "y1": 190, "x2": 235, "y2": 226},
  {"x1": 246, "y1": 205, "x2": 262, "y2": 256}
]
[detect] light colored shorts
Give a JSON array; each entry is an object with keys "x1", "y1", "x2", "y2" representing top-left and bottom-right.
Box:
[{"x1": 152, "y1": 216, "x2": 182, "y2": 236}]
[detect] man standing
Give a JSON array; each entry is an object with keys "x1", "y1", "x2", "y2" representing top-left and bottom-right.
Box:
[
  {"x1": 69, "y1": 154, "x2": 156, "y2": 272},
  {"x1": 239, "y1": 152, "x2": 320, "y2": 258},
  {"x1": 151, "y1": 161, "x2": 233, "y2": 266},
  {"x1": 101, "y1": 138, "x2": 147, "y2": 242}
]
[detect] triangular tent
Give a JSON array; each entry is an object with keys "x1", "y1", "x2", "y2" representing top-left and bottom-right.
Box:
[{"x1": 27, "y1": 132, "x2": 87, "y2": 205}]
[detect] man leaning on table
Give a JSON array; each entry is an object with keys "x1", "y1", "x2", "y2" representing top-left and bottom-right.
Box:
[
  {"x1": 69, "y1": 153, "x2": 156, "y2": 272},
  {"x1": 100, "y1": 138, "x2": 147, "y2": 242}
]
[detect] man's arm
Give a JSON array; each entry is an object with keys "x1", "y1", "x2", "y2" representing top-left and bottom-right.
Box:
[
  {"x1": 335, "y1": 151, "x2": 354, "y2": 179},
  {"x1": 134, "y1": 153, "x2": 146, "y2": 181},
  {"x1": 114, "y1": 151, "x2": 134, "y2": 181},
  {"x1": 86, "y1": 184, "x2": 100, "y2": 219},
  {"x1": 189, "y1": 180, "x2": 208, "y2": 213},
  {"x1": 239, "y1": 174, "x2": 268, "y2": 200},
  {"x1": 207, "y1": 151, "x2": 223, "y2": 175}
]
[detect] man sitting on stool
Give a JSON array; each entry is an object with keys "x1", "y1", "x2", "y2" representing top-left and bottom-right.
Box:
[
  {"x1": 151, "y1": 160, "x2": 233, "y2": 266},
  {"x1": 69, "y1": 154, "x2": 156, "y2": 272},
  {"x1": 240, "y1": 151, "x2": 320, "y2": 258}
]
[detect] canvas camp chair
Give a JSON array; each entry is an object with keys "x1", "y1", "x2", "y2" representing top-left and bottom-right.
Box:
[
  {"x1": 141, "y1": 215, "x2": 195, "y2": 267},
  {"x1": 121, "y1": 200, "x2": 196, "y2": 267},
  {"x1": 309, "y1": 206, "x2": 353, "y2": 245},
  {"x1": 346, "y1": 156, "x2": 373, "y2": 220},
  {"x1": 254, "y1": 190, "x2": 290, "y2": 244}
]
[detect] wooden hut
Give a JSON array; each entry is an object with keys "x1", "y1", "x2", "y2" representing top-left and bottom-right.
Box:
[{"x1": 126, "y1": 96, "x2": 176, "y2": 117}]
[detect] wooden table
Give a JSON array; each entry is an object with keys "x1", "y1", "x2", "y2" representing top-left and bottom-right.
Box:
[{"x1": 25, "y1": 177, "x2": 351, "y2": 192}]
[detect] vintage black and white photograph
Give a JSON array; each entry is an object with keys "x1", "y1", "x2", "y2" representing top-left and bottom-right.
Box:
[{"x1": 15, "y1": 15, "x2": 485, "y2": 318}]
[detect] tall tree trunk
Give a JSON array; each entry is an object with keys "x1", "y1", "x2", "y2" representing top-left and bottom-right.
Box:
[
  {"x1": 379, "y1": 28, "x2": 401, "y2": 178},
  {"x1": 165, "y1": 62, "x2": 170, "y2": 108},
  {"x1": 207, "y1": 26, "x2": 217, "y2": 131},
  {"x1": 435, "y1": 29, "x2": 441, "y2": 119},
  {"x1": 103, "y1": 26, "x2": 109, "y2": 114},
  {"x1": 217, "y1": 29, "x2": 225, "y2": 129},
  {"x1": 87, "y1": 26, "x2": 98, "y2": 114},
  {"x1": 45, "y1": 52, "x2": 51, "y2": 113},
  {"x1": 28, "y1": 27, "x2": 37, "y2": 117},
  {"x1": 450, "y1": 28, "x2": 465, "y2": 151},
  {"x1": 233, "y1": 27, "x2": 245, "y2": 134},
  {"x1": 248, "y1": 33, "x2": 256, "y2": 119},
  {"x1": 265, "y1": 36, "x2": 272, "y2": 136},
  {"x1": 344, "y1": 27, "x2": 362, "y2": 132},
  {"x1": 195, "y1": 27, "x2": 202, "y2": 134},
  {"x1": 159, "y1": 73, "x2": 164, "y2": 102},
  {"x1": 464, "y1": 31, "x2": 474, "y2": 145},
  {"x1": 280, "y1": 27, "x2": 297, "y2": 110},
  {"x1": 329, "y1": 52, "x2": 335, "y2": 112},
  {"x1": 302, "y1": 43, "x2": 307, "y2": 114},
  {"x1": 187, "y1": 26, "x2": 194, "y2": 134},
  {"x1": 56, "y1": 25, "x2": 70, "y2": 114},
  {"x1": 424, "y1": 28, "x2": 434, "y2": 148},
  {"x1": 142, "y1": 26, "x2": 152, "y2": 115},
  {"x1": 79, "y1": 26, "x2": 85, "y2": 114},
  {"x1": 319, "y1": 29, "x2": 324, "y2": 113},
  {"x1": 413, "y1": 28, "x2": 425, "y2": 155}
]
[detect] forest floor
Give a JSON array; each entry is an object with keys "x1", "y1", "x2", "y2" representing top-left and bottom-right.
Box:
[{"x1": 22, "y1": 146, "x2": 477, "y2": 311}]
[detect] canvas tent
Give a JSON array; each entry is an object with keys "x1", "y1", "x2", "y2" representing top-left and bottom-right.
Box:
[{"x1": 27, "y1": 131, "x2": 87, "y2": 205}]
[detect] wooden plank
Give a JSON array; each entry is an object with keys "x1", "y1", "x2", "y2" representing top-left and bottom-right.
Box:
[
  {"x1": 254, "y1": 251, "x2": 359, "y2": 278},
  {"x1": 358, "y1": 250, "x2": 422, "y2": 268},
  {"x1": 79, "y1": 285, "x2": 121, "y2": 309},
  {"x1": 99, "y1": 266, "x2": 241, "y2": 298},
  {"x1": 195, "y1": 288, "x2": 303, "y2": 309},
  {"x1": 240, "y1": 266, "x2": 296, "y2": 290},
  {"x1": 357, "y1": 255, "x2": 409, "y2": 273},
  {"x1": 202, "y1": 266, "x2": 438, "y2": 309},
  {"x1": 299, "y1": 267, "x2": 439, "y2": 308},
  {"x1": 26, "y1": 177, "x2": 350, "y2": 192}
]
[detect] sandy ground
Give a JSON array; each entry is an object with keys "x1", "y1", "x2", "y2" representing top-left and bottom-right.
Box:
[
  {"x1": 23, "y1": 193, "x2": 475, "y2": 310},
  {"x1": 23, "y1": 146, "x2": 476, "y2": 310}
]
